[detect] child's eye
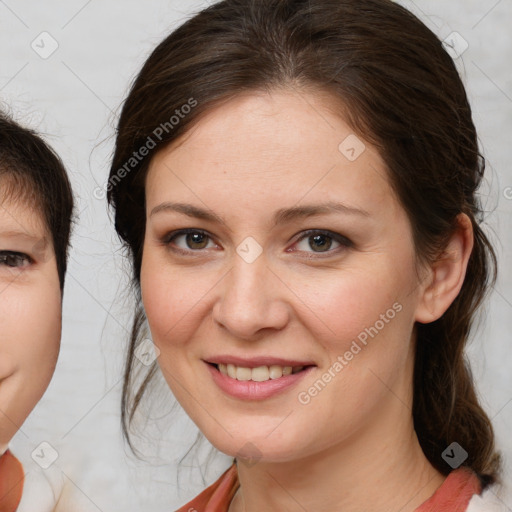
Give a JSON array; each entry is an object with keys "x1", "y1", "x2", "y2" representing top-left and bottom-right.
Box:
[
  {"x1": 164, "y1": 229, "x2": 352, "y2": 257},
  {"x1": 0, "y1": 251, "x2": 32, "y2": 268}
]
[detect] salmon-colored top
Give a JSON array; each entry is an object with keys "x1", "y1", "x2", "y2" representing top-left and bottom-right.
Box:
[
  {"x1": 175, "y1": 463, "x2": 481, "y2": 512},
  {"x1": 0, "y1": 450, "x2": 24, "y2": 512}
]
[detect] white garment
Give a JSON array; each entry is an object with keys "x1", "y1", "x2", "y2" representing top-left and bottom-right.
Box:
[
  {"x1": 16, "y1": 463, "x2": 62, "y2": 512},
  {"x1": 467, "y1": 483, "x2": 512, "y2": 511}
]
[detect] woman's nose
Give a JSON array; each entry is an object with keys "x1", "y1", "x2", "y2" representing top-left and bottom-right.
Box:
[{"x1": 212, "y1": 252, "x2": 290, "y2": 340}]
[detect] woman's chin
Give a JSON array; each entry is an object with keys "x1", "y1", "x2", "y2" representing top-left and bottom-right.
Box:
[{"x1": 205, "y1": 431, "x2": 308, "y2": 465}]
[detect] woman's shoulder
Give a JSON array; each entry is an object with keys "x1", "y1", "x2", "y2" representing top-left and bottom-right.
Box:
[
  {"x1": 467, "y1": 482, "x2": 512, "y2": 512},
  {"x1": 175, "y1": 463, "x2": 239, "y2": 512}
]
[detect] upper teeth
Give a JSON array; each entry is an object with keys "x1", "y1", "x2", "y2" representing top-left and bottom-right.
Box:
[{"x1": 218, "y1": 363, "x2": 304, "y2": 381}]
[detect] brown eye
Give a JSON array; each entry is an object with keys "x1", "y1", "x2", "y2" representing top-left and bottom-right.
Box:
[
  {"x1": 184, "y1": 232, "x2": 209, "y2": 249},
  {"x1": 0, "y1": 251, "x2": 31, "y2": 268},
  {"x1": 293, "y1": 230, "x2": 352, "y2": 255},
  {"x1": 308, "y1": 233, "x2": 333, "y2": 252},
  {"x1": 166, "y1": 229, "x2": 216, "y2": 252}
]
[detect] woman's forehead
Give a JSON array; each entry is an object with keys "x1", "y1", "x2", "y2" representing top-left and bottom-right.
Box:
[{"x1": 145, "y1": 91, "x2": 395, "y2": 220}]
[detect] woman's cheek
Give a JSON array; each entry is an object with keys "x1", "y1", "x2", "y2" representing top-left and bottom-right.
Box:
[
  {"x1": 141, "y1": 250, "x2": 216, "y2": 344},
  {"x1": 141, "y1": 256, "x2": 193, "y2": 347},
  {"x1": 301, "y1": 271, "x2": 387, "y2": 337}
]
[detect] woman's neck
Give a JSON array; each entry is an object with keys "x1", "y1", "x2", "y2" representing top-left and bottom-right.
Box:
[{"x1": 229, "y1": 408, "x2": 445, "y2": 512}]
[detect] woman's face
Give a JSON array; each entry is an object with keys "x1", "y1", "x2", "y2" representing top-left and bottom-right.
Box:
[
  {"x1": 141, "y1": 90, "x2": 427, "y2": 462},
  {"x1": 0, "y1": 192, "x2": 62, "y2": 453}
]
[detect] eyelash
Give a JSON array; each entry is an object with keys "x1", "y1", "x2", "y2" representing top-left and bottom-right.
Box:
[
  {"x1": 0, "y1": 251, "x2": 32, "y2": 268},
  {"x1": 163, "y1": 228, "x2": 352, "y2": 258}
]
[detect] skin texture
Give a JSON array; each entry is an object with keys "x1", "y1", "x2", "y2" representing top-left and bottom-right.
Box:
[
  {"x1": 141, "y1": 90, "x2": 473, "y2": 511},
  {"x1": 0, "y1": 193, "x2": 61, "y2": 455}
]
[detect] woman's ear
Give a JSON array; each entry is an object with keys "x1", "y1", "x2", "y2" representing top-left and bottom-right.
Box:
[{"x1": 415, "y1": 213, "x2": 474, "y2": 324}]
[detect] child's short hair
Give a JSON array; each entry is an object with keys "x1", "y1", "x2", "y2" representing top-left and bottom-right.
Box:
[{"x1": 0, "y1": 110, "x2": 74, "y2": 289}]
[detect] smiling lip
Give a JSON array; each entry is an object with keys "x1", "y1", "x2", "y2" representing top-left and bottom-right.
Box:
[
  {"x1": 204, "y1": 356, "x2": 316, "y2": 400},
  {"x1": 205, "y1": 355, "x2": 315, "y2": 368}
]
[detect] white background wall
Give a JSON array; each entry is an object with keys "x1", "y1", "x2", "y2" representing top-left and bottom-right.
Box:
[{"x1": 1, "y1": 1, "x2": 511, "y2": 510}]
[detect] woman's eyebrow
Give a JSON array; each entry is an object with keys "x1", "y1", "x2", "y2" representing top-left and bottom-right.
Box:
[{"x1": 150, "y1": 201, "x2": 371, "y2": 228}]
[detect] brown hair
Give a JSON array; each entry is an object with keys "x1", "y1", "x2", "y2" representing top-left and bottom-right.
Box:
[
  {"x1": 107, "y1": 0, "x2": 501, "y2": 486},
  {"x1": 0, "y1": 110, "x2": 74, "y2": 289}
]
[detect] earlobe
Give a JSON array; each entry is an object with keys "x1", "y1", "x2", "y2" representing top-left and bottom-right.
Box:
[{"x1": 415, "y1": 213, "x2": 474, "y2": 324}]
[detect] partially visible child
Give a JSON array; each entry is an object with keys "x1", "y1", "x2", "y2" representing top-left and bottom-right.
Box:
[{"x1": 0, "y1": 110, "x2": 73, "y2": 511}]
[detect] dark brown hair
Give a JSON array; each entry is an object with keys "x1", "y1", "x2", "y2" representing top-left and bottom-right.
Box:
[
  {"x1": 107, "y1": 0, "x2": 501, "y2": 486},
  {"x1": 0, "y1": 110, "x2": 74, "y2": 289}
]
